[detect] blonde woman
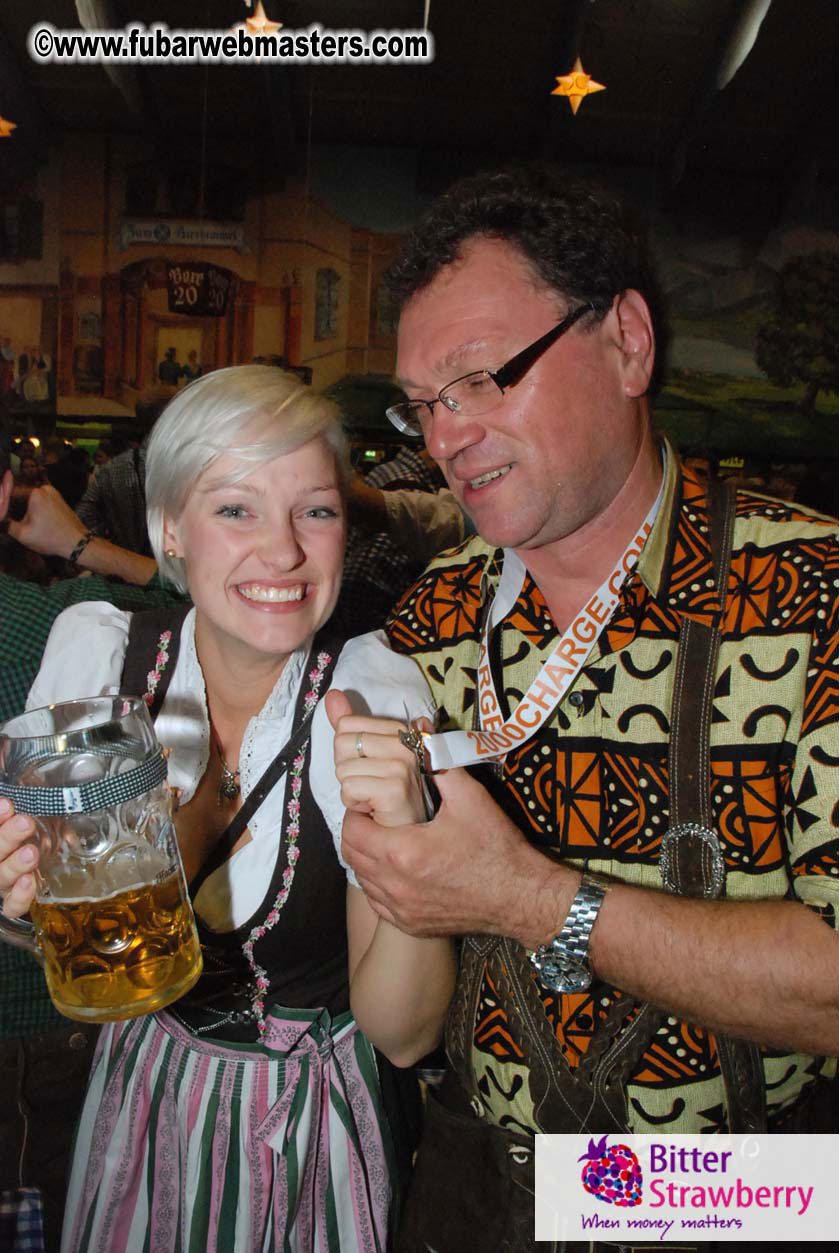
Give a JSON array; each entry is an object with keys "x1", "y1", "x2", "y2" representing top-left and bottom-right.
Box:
[{"x1": 0, "y1": 366, "x2": 455, "y2": 1251}]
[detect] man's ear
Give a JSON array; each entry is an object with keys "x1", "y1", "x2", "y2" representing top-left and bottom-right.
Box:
[
  {"x1": 613, "y1": 290, "x2": 655, "y2": 398},
  {"x1": 0, "y1": 469, "x2": 12, "y2": 522}
]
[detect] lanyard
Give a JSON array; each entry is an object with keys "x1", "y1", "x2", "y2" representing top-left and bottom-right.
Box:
[{"x1": 423, "y1": 478, "x2": 665, "y2": 771}]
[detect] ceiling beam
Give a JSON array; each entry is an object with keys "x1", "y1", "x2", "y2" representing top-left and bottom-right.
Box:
[
  {"x1": 76, "y1": 0, "x2": 144, "y2": 114},
  {"x1": 667, "y1": 0, "x2": 773, "y2": 188}
]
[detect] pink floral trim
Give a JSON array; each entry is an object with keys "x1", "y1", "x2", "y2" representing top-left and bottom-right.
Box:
[
  {"x1": 241, "y1": 649, "x2": 332, "y2": 1034},
  {"x1": 144, "y1": 631, "x2": 173, "y2": 707}
]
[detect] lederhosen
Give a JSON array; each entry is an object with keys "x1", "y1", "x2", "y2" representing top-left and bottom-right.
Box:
[{"x1": 397, "y1": 480, "x2": 834, "y2": 1253}]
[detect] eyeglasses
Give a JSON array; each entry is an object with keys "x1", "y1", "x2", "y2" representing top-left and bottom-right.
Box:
[{"x1": 386, "y1": 302, "x2": 593, "y2": 438}]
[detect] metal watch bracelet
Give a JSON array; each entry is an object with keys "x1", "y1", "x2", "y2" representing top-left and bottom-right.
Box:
[{"x1": 529, "y1": 874, "x2": 608, "y2": 994}]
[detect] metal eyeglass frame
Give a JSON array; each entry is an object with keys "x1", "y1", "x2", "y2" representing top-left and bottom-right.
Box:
[{"x1": 386, "y1": 301, "x2": 594, "y2": 438}]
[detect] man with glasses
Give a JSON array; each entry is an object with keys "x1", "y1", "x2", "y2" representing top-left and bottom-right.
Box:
[{"x1": 338, "y1": 165, "x2": 839, "y2": 1251}]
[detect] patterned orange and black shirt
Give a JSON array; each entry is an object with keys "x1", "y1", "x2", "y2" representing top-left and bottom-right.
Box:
[{"x1": 387, "y1": 450, "x2": 839, "y2": 1134}]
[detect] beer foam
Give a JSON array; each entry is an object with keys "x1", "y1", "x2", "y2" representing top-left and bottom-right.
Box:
[{"x1": 44, "y1": 861, "x2": 176, "y2": 905}]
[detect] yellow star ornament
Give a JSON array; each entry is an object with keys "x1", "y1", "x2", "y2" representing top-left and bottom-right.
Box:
[
  {"x1": 245, "y1": 2, "x2": 282, "y2": 35},
  {"x1": 551, "y1": 57, "x2": 605, "y2": 115},
  {"x1": 0, "y1": 115, "x2": 17, "y2": 138}
]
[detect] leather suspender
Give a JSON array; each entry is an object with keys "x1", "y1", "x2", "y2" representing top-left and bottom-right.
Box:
[
  {"x1": 121, "y1": 604, "x2": 191, "y2": 718},
  {"x1": 662, "y1": 476, "x2": 767, "y2": 1132}
]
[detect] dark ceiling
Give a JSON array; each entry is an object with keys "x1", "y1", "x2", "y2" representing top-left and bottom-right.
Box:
[{"x1": 2, "y1": 0, "x2": 839, "y2": 230}]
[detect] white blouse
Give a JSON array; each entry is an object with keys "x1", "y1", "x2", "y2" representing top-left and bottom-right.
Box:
[{"x1": 27, "y1": 604, "x2": 434, "y2": 931}]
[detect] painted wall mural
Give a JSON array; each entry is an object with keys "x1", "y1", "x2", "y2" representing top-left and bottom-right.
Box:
[
  {"x1": 2, "y1": 139, "x2": 838, "y2": 497},
  {"x1": 0, "y1": 290, "x2": 57, "y2": 414},
  {"x1": 649, "y1": 217, "x2": 839, "y2": 466}
]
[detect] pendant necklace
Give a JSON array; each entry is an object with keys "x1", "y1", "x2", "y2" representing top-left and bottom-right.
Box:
[{"x1": 211, "y1": 725, "x2": 240, "y2": 805}]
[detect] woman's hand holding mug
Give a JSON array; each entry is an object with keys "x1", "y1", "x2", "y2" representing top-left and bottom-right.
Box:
[{"x1": 0, "y1": 798, "x2": 38, "y2": 917}]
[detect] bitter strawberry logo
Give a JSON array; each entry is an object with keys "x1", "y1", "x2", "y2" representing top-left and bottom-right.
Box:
[{"x1": 579, "y1": 1135, "x2": 643, "y2": 1207}]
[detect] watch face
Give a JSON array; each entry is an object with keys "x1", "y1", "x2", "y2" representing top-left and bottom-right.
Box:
[
  {"x1": 555, "y1": 964, "x2": 592, "y2": 995},
  {"x1": 535, "y1": 959, "x2": 592, "y2": 995}
]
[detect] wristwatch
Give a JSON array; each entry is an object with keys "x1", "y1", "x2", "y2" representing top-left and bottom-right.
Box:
[{"x1": 529, "y1": 875, "x2": 608, "y2": 994}]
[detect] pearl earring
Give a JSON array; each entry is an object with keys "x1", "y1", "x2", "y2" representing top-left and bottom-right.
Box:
[{"x1": 165, "y1": 548, "x2": 178, "y2": 558}]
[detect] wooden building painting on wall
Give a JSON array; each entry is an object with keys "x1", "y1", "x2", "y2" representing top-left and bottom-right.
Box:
[
  {"x1": 0, "y1": 193, "x2": 57, "y2": 414},
  {"x1": 1, "y1": 137, "x2": 401, "y2": 421}
]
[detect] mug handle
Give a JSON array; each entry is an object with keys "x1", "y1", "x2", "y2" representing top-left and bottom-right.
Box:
[{"x1": 0, "y1": 912, "x2": 42, "y2": 961}]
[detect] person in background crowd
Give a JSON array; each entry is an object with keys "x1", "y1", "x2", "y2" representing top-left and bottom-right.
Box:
[
  {"x1": 105, "y1": 432, "x2": 131, "y2": 456},
  {"x1": 92, "y1": 439, "x2": 112, "y2": 469},
  {"x1": 40, "y1": 436, "x2": 64, "y2": 469},
  {"x1": 351, "y1": 478, "x2": 467, "y2": 564},
  {"x1": 16, "y1": 455, "x2": 42, "y2": 487},
  {"x1": 333, "y1": 443, "x2": 462, "y2": 635},
  {"x1": 13, "y1": 439, "x2": 37, "y2": 469},
  {"x1": 75, "y1": 395, "x2": 174, "y2": 556},
  {"x1": 44, "y1": 445, "x2": 89, "y2": 511},
  {"x1": 75, "y1": 436, "x2": 149, "y2": 553},
  {"x1": 331, "y1": 165, "x2": 839, "y2": 1252}
]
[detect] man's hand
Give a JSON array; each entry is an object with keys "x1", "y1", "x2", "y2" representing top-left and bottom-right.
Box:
[
  {"x1": 7, "y1": 483, "x2": 86, "y2": 559},
  {"x1": 341, "y1": 764, "x2": 577, "y2": 944},
  {"x1": 342, "y1": 764, "x2": 839, "y2": 1054}
]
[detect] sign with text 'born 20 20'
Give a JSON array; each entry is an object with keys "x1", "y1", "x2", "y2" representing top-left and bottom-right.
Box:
[
  {"x1": 166, "y1": 262, "x2": 234, "y2": 317},
  {"x1": 535, "y1": 1134, "x2": 838, "y2": 1243}
]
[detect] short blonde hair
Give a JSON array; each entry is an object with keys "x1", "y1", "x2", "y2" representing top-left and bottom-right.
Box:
[{"x1": 146, "y1": 365, "x2": 349, "y2": 593}]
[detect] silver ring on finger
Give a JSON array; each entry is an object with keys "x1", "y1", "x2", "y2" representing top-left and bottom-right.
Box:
[{"x1": 355, "y1": 732, "x2": 366, "y2": 759}]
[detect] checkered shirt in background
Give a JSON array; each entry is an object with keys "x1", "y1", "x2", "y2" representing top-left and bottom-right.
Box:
[{"x1": 0, "y1": 1188, "x2": 45, "y2": 1253}]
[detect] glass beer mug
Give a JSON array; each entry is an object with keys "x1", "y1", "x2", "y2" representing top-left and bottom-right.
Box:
[{"x1": 0, "y1": 696, "x2": 202, "y2": 1022}]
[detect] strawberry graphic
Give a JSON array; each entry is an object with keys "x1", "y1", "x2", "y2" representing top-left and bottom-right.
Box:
[{"x1": 579, "y1": 1135, "x2": 643, "y2": 1207}]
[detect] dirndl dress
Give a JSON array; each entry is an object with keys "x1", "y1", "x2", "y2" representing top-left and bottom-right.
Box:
[{"x1": 61, "y1": 633, "x2": 396, "y2": 1252}]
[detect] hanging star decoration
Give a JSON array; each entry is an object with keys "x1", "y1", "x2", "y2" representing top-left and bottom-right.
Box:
[
  {"x1": 551, "y1": 57, "x2": 605, "y2": 115},
  {"x1": 0, "y1": 115, "x2": 17, "y2": 138},
  {"x1": 244, "y1": 2, "x2": 282, "y2": 35}
]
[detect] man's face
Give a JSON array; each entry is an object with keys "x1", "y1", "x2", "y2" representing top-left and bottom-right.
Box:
[
  {"x1": 19, "y1": 457, "x2": 40, "y2": 484},
  {"x1": 396, "y1": 237, "x2": 650, "y2": 555}
]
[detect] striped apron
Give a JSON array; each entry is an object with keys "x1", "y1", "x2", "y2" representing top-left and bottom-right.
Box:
[{"x1": 61, "y1": 1005, "x2": 393, "y2": 1252}]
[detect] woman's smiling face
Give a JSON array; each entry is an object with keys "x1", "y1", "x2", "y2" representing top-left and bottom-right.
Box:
[{"x1": 164, "y1": 437, "x2": 345, "y2": 666}]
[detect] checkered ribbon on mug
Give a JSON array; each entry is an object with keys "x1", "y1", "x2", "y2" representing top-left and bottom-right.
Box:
[{"x1": 0, "y1": 749, "x2": 168, "y2": 816}]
